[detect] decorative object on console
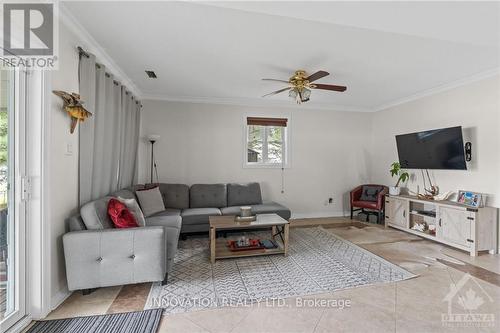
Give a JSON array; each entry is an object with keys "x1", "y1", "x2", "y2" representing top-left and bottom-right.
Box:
[
  {"x1": 457, "y1": 190, "x2": 483, "y2": 208},
  {"x1": 421, "y1": 169, "x2": 439, "y2": 197},
  {"x1": 147, "y1": 134, "x2": 160, "y2": 184},
  {"x1": 52, "y1": 90, "x2": 92, "y2": 133},
  {"x1": 433, "y1": 191, "x2": 453, "y2": 201},
  {"x1": 389, "y1": 162, "x2": 409, "y2": 195}
]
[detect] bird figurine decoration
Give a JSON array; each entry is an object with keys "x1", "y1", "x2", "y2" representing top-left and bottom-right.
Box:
[{"x1": 52, "y1": 90, "x2": 92, "y2": 133}]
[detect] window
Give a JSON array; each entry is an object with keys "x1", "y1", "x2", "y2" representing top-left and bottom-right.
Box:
[{"x1": 245, "y1": 117, "x2": 288, "y2": 167}]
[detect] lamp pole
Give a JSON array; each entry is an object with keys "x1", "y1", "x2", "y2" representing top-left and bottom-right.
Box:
[{"x1": 150, "y1": 139, "x2": 156, "y2": 184}]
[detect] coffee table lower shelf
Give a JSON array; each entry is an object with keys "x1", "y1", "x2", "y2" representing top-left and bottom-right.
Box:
[{"x1": 213, "y1": 239, "x2": 286, "y2": 261}]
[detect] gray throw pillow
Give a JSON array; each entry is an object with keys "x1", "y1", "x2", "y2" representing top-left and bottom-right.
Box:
[
  {"x1": 135, "y1": 187, "x2": 166, "y2": 217},
  {"x1": 359, "y1": 186, "x2": 382, "y2": 202}
]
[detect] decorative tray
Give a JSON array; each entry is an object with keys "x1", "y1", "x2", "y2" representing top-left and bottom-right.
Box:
[
  {"x1": 235, "y1": 215, "x2": 256, "y2": 222},
  {"x1": 226, "y1": 239, "x2": 264, "y2": 252}
]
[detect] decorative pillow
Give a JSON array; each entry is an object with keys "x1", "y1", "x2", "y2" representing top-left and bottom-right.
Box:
[
  {"x1": 118, "y1": 197, "x2": 146, "y2": 227},
  {"x1": 107, "y1": 198, "x2": 139, "y2": 228},
  {"x1": 359, "y1": 186, "x2": 382, "y2": 202},
  {"x1": 135, "y1": 186, "x2": 166, "y2": 217}
]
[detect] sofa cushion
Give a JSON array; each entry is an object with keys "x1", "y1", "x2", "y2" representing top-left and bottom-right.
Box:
[
  {"x1": 352, "y1": 200, "x2": 378, "y2": 210},
  {"x1": 227, "y1": 183, "x2": 262, "y2": 206},
  {"x1": 136, "y1": 187, "x2": 166, "y2": 217},
  {"x1": 158, "y1": 183, "x2": 189, "y2": 209},
  {"x1": 221, "y1": 202, "x2": 291, "y2": 220},
  {"x1": 181, "y1": 208, "x2": 221, "y2": 225},
  {"x1": 80, "y1": 196, "x2": 114, "y2": 230},
  {"x1": 190, "y1": 184, "x2": 227, "y2": 208},
  {"x1": 145, "y1": 215, "x2": 182, "y2": 230},
  {"x1": 149, "y1": 208, "x2": 181, "y2": 218}
]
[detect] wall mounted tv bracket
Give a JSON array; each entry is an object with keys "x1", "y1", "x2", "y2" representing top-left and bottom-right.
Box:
[{"x1": 465, "y1": 142, "x2": 472, "y2": 162}]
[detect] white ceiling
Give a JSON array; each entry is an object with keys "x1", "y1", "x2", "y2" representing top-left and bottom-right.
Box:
[{"x1": 63, "y1": 1, "x2": 500, "y2": 111}]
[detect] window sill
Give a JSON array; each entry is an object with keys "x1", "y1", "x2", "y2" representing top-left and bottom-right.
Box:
[{"x1": 243, "y1": 163, "x2": 290, "y2": 169}]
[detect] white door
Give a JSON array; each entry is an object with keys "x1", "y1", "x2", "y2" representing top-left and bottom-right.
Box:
[
  {"x1": 439, "y1": 206, "x2": 471, "y2": 248},
  {"x1": 389, "y1": 198, "x2": 408, "y2": 228},
  {"x1": 1, "y1": 68, "x2": 27, "y2": 330}
]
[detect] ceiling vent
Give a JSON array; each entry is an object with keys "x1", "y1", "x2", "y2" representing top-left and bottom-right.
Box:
[{"x1": 145, "y1": 70, "x2": 157, "y2": 78}]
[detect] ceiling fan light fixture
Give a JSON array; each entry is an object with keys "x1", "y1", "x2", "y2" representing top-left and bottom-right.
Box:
[
  {"x1": 289, "y1": 89, "x2": 297, "y2": 98},
  {"x1": 302, "y1": 88, "x2": 311, "y2": 99}
]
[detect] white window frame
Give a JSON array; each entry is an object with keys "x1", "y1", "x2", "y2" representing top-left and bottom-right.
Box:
[{"x1": 243, "y1": 117, "x2": 291, "y2": 169}]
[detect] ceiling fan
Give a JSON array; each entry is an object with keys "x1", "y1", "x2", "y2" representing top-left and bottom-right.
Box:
[{"x1": 262, "y1": 70, "x2": 346, "y2": 104}]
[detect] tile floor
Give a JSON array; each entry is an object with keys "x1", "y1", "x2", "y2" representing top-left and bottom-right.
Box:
[{"x1": 35, "y1": 217, "x2": 500, "y2": 332}]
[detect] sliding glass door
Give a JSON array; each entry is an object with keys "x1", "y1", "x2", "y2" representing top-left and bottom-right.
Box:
[{"x1": 0, "y1": 67, "x2": 27, "y2": 330}]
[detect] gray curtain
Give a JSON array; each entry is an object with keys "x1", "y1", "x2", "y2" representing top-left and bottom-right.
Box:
[{"x1": 78, "y1": 53, "x2": 141, "y2": 205}]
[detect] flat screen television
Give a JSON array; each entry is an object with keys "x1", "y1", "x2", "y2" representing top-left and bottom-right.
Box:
[{"x1": 396, "y1": 126, "x2": 467, "y2": 170}]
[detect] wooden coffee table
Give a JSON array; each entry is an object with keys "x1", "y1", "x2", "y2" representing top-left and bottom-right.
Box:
[{"x1": 209, "y1": 213, "x2": 290, "y2": 263}]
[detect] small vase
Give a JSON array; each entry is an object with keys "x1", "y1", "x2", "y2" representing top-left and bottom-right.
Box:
[{"x1": 389, "y1": 186, "x2": 401, "y2": 196}]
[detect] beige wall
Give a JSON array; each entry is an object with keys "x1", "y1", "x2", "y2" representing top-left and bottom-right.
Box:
[
  {"x1": 370, "y1": 76, "x2": 500, "y2": 207},
  {"x1": 138, "y1": 101, "x2": 373, "y2": 217}
]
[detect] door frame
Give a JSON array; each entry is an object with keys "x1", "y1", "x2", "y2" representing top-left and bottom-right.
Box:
[{"x1": 1, "y1": 68, "x2": 28, "y2": 331}]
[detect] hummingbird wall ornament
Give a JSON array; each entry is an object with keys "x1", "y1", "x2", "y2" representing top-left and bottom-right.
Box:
[{"x1": 53, "y1": 90, "x2": 92, "y2": 133}]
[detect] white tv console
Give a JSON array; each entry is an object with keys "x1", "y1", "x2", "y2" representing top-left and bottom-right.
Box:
[{"x1": 385, "y1": 195, "x2": 498, "y2": 256}]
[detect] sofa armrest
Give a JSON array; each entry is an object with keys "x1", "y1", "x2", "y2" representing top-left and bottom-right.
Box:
[
  {"x1": 63, "y1": 227, "x2": 166, "y2": 291},
  {"x1": 350, "y1": 185, "x2": 363, "y2": 204}
]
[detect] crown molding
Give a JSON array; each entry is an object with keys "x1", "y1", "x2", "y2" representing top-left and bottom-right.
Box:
[
  {"x1": 373, "y1": 68, "x2": 500, "y2": 112},
  {"x1": 58, "y1": 3, "x2": 143, "y2": 98},
  {"x1": 141, "y1": 94, "x2": 373, "y2": 113}
]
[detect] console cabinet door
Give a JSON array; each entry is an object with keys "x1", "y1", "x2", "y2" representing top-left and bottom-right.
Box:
[
  {"x1": 439, "y1": 206, "x2": 472, "y2": 248},
  {"x1": 388, "y1": 198, "x2": 408, "y2": 228}
]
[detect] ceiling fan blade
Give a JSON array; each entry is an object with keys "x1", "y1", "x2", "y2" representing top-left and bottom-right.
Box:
[
  {"x1": 262, "y1": 78, "x2": 290, "y2": 83},
  {"x1": 262, "y1": 87, "x2": 291, "y2": 97},
  {"x1": 306, "y1": 70, "x2": 329, "y2": 83},
  {"x1": 312, "y1": 84, "x2": 347, "y2": 92}
]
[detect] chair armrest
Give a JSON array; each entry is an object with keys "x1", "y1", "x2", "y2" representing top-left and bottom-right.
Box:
[
  {"x1": 350, "y1": 185, "x2": 363, "y2": 203},
  {"x1": 63, "y1": 226, "x2": 166, "y2": 291},
  {"x1": 377, "y1": 188, "x2": 389, "y2": 209}
]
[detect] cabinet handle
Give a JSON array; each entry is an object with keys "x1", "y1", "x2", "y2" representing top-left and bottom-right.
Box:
[
  {"x1": 403, "y1": 210, "x2": 406, "y2": 218},
  {"x1": 439, "y1": 218, "x2": 442, "y2": 227}
]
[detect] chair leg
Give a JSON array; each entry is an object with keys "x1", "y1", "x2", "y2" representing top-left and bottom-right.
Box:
[
  {"x1": 378, "y1": 211, "x2": 382, "y2": 224},
  {"x1": 350, "y1": 207, "x2": 354, "y2": 219},
  {"x1": 364, "y1": 210, "x2": 369, "y2": 222}
]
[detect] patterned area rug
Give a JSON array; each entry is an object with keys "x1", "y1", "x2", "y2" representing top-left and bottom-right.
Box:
[{"x1": 145, "y1": 227, "x2": 416, "y2": 314}]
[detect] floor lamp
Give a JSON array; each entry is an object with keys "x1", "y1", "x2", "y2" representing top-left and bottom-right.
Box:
[{"x1": 147, "y1": 134, "x2": 160, "y2": 184}]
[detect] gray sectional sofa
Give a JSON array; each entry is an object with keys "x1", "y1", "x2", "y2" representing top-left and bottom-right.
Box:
[
  {"x1": 156, "y1": 182, "x2": 291, "y2": 234},
  {"x1": 63, "y1": 182, "x2": 290, "y2": 293}
]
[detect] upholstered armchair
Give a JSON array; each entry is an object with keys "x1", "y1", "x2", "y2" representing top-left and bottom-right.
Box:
[{"x1": 350, "y1": 184, "x2": 388, "y2": 224}]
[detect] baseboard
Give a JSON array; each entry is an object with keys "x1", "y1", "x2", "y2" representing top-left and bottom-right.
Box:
[
  {"x1": 291, "y1": 211, "x2": 346, "y2": 219},
  {"x1": 50, "y1": 289, "x2": 72, "y2": 312}
]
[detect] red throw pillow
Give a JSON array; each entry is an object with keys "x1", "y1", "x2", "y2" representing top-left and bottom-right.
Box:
[{"x1": 107, "y1": 198, "x2": 139, "y2": 228}]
